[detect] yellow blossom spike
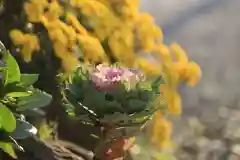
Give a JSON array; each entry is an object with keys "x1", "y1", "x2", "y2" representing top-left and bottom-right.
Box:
[
  {"x1": 77, "y1": 35, "x2": 108, "y2": 63},
  {"x1": 48, "y1": 28, "x2": 68, "y2": 46},
  {"x1": 30, "y1": 0, "x2": 48, "y2": 6},
  {"x1": 153, "y1": 44, "x2": 172, "y2": 63},
  {"x1": 185, "y1": 61, "x2": 202, "y2": 87},
  {"x1": 150, "y1": 112, "x2": 173, "y2": 149},
  {"x1": 24, "y1": 2, "x2": 45, "y2": 22},
  {"x1": 70, "y1": 0, "x2": 120, "y2": 40},
  {"x1": 44, "y1": 1, "x2": 63, "y2": 21},
  {"x1": 168, "y1": 91, "x2": 182, "y2": 115},
  {"x1": 171, "y1": 43, "x2": 188, "y2": 64},
  {"x1": 107, "y1": 0, "x2": 139, "y2": 21},
  {"x1": 108, "y1": 26, "x2": 136, "y2": 66},
  {"x1": 52, "y1": 41, "x2": 68, "y2": 59},
  {"x1": 59, "y1": 22, "x2": 77, "y2": 45},
  {"x1": 135, "y1": 13, "x2": 163, "y2": 51},
  {"x1": 9, "y1": 30, "x2": 25, "y2": 45},
  {"x1": 61, "y1": 53, "x2": 79, "y2": 73},
  {"x1": 65, "y1": 13, "x2": 88, "y2": 35},
  {"x1": 135, "y1": 58, "x2": 162, "y2": 76},
  {"x1": 20, "y1": 34, "x2": 40, "y2": 62}
]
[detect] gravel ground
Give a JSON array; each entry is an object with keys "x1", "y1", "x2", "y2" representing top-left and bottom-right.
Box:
[{"x1": 139, "y1": 0, "x2": 240, "y2": 159}]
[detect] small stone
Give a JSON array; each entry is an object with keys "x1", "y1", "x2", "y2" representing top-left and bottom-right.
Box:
[
  {"x1": 218, "y1": 106, "x2": 230, "y2": 119},
  {"x1": 231, "y1": 145, "x2": 240, "y2": 156},
  {"x1": 197, "y1": 152, "x2": 209, "y2": 160},
  {"x1": 177, "y1": 151, "x2": 194, "y2": 160},
  {"x1": 209, "y1": 140, "x2": 225, "y2": 151},
  {"x1": 130, "y1": 145, "x2": 141, "y2": 155},
  {"x1": 228, "y1": 154, "x2": 240, "y2": 160},
  {"x1": 196, "y1": 137, "x2": 210, "y2": 149},
  {"x1": 188, "y1": 117, "x2": 205, "y2": 136},
  {"x1": 225, "y1": 112, "x2": 240, "y2": 140}
]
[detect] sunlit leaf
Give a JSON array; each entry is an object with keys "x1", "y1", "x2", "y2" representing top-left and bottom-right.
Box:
[
  {"x1": 16, "y1": 89, "x2": 52, "y2": 111},
  {"x1": 0, "y1": 103, "x2": 16, "y2": 132},
  {"x1": 0, "y1": 142, "x2": 16, "y2": 158},
  {"x1": 19, "y1": 74, "x2": 39, "y2": 86},
  {"x1": 10, "y1": 119, "x2": 37, "y2": 139},
  {"x1": 4, "y1": 52, "x2": 20, "y2": 85},
  {"x1": 6, "y1": 91, "x2": 32, "y2": 98}
]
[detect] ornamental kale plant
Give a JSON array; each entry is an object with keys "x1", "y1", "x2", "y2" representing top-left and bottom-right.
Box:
[
  {"x1": 0, "y1": 41, "x2": 52, "y2": 158},
  {"x1": 63, "y1": 63, "x2": 165, "y2": 127}
]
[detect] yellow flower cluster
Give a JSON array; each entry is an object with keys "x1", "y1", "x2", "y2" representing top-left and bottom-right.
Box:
[
  {"x1": 104, "y1": 0, "x2": 139, "y2": 21},
  {"x1": 150, "y1": 112, "x2": 173, "y2": 149},
  {"x1": 8, "y1": 0, "x2": 202, "y2": 148},
  {"x1": 10, "y1": 0, "x2": 110, "y2": 73},
  {"x1": 9, "y1": 30, "x2": 40, "y2": 62}
]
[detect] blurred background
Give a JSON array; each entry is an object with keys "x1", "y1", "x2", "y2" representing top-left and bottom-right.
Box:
[{"x1": 135, "y1": 0, "x2": 240, "y2": 159}]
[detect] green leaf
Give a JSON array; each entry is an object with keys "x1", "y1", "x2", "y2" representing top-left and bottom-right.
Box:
[
  {"x1": 0, "y1": 103, "x2": 16, "y2": 132},
  {"x1": 151, "y1": 76, "x2": 165, "y2": 94},
  {"x1": 100, "y1": 112, "x2": 129, "y2": 124},
  {"x1": 0, "y1": 142, "x2": 16, "y2": 158},
  {"x1": 138, "y1": 81, "x2": 152, "y2": 91},
  {"x1": 127, "y1": 99, "x2": 147, "y2": 113},
  {"x1": 5, "y1": 52, "x2": 20, "y2": 85},
  {"x1": 20, "y1": 108, "x2": 46, "y2": 117},
  {"x1": 11, "y1": 119, "x2": 37, "y2": 139},
  {"x1": 19, "y1": 74, "x2": 39, "y2": 86},
  {"x1": 16, "y1": 89, "x2": 52, "y2": 111},
  {"x1": 6, "y1": 91, "x2": 32, "y2": 98},
  {"x1": 130, "y1": 110, "x2": 153, "y2": 123},
  {"x1": 4, "y1": 82, "x2": 28, "y2": 94},
  {"x1": 103, "y1": 101, "x2": 124, "y2": 114}
]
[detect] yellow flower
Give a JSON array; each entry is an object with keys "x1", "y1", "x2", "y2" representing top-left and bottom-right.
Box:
[
  {"x1": 21, "y1": 35, "x2": 40, "y2": 62},
  {"x1": 59, "y1": 22, "x2": 77, "y2": 46},
  {"x1": 108, "y1": 26, "x2": 136, "y2": 66},
  {"x1": 22, "y1": 34, "x2": 40, "y2": 62},
  {"x1": 160, "y1": 84, "x2": 182, "y2": 115},
  {"x1": 185, "y1": 61, "x2": 202, "y2": 87},
  {"x1": 171, "y1": 43, "x2": 188, "y2": 65},
  {"x1": 95, "y1": 0, "x2": 112, "y2": 9},
  {"x1": 65, "y1": 13, "x2": 88, "y2": 35},
  {"x1": 168, "y1": 91, "x2": 182, "y2": 115},
  {"x1": 24, "y1": 0, "x2": 48, "y2": 22},
  {"x1": 9, "y1": 30, "x2": 26, "y2": 45},
  {"x1": 41, "y1": 16, "x2": 61, "y2": 30},
  {"x1": 30, "y1": 0, "x2": 48, "y2": 6},
  {"x1": 48, "y1": 28, "x2": 68, "y2": 46},
  {"x1": 107, "y1": 0, "x2": 139, "y2": 21},
  {"x1": 44, "y1": 1, "x2": 63, "y2": 21},
  {"x1": 61, "y1": 53, "x2": 79, "y2": 73},
  {"x1": 77, "y1": 35, "x2": 108, "y2": 63},
  {"x1": 9, "y1": 30, "x2": 40, "y2": 62},
  {"x1": 135, "y1": 13, "x2": 163, "y2": 51},
  {"x1": 52, "y1": 41, "x2": 68, "y2": 58},
  {"x1": 24, "y1": 2, "x2": 45, "y2": 22},
  {"x1": 135, "y1": 58, "x2": 162, "y2": 76},
  {"x1": 150, "y1": 112, "x2": 173, "y2": 149},
  {"x1": 153, "y1": 44, "x2": 172, "y2": 64},
  {"x1": 70, "y1": 0, "x2": 120, "y2": 40}
]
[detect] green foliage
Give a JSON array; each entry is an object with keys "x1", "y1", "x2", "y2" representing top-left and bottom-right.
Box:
[
  {"x1": 0, "y1": 42, "x2": 52, "y2": 158},
  {"x1": 16, "y1": 89, "x2": 52, "y2": 112},
  {"x1": 4, "y1": 52, "x2": 21, "y2": 85},
  {"x1": 0, "y1": 103, "x2": 16, "y2": 132},
  {"x1": 0, "y1": 142, "x2": 17, "y2": 158},
  {"x1": 63, "y1": 64, "x2": 165, "y2": 127},
  {"x1": 19, "y1": 74, "x2": 39, "y2": 86}
]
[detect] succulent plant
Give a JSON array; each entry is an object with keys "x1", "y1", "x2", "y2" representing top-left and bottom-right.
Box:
[{"x1": 63, "y1": 64, "x2": 166, "y2": 127}]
